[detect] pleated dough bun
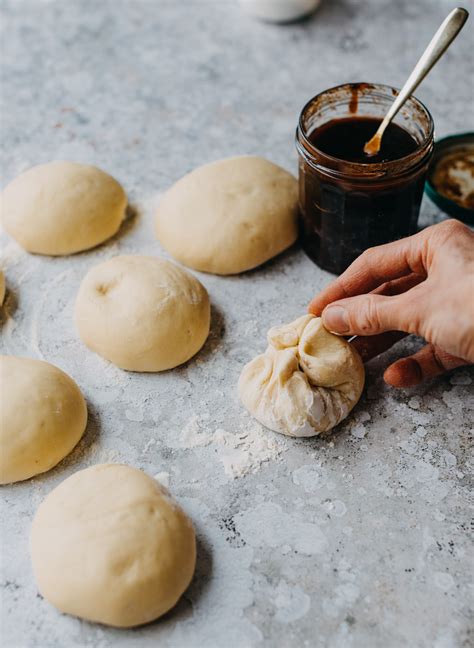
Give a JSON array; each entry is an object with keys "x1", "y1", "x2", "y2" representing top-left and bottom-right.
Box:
[
  {"x1": 30, "y1": 464, "x2": 196, "y2": 628},
  {"x1": 0, "y1": 356, "x2": 87, "y2": 484},
  {"x1": 239, "y1": 315, "x2": 365, "y2": 437},
  {"x1": 155, "y1": 156, "x2": 298, "y2": 275},
  {"x1": 1, "y1": 161, "x2": 127, "y2": 255},
  {"x1": 75, "y1": 255, "x2": 210, "y2": 372}
]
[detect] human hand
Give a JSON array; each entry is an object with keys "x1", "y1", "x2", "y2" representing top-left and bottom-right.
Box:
[{"x1": 308, "y1": 219, "x2": 474, "y2": 387}]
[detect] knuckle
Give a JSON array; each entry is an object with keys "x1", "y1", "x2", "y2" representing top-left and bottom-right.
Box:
[
  {"x1": 402, "y1": 287, "x2": 426, "y2": 335},
  {"x1": 360, "y1": 246, "x2": 378, "y2": 261},
  {"x1": 354, "y1": 248, "x2": 377, "y2": 271},
  {"x1": 434, "y1": 218, "x2": 467, "y2": 243},
  {"x1": 424, "y1": 220, "x2": 473, "y2": 268},
  {"x1": 442, "y1": 218, "x2": 464, "y2": 233},
  {"x1": 356, "y1": 296, "x2": 382, "y2": 333},
  {"x1": 334, "y1": 277, "x2": 351, "y2": 299},
  {"x1": 420, "y1": 318, "x2": 435, "y2": 343},
  {"x1": 430, "y1": 347, "x2": 447, "y2": 373},
  {"x1": 457, "y1": 328, "x2": 474, "y2": 363}
]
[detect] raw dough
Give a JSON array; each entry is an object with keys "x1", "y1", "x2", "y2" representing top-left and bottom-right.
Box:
[
  {"x1": 1, "y1": 161, "x2": 127, "y2": 255},
  {"x1": 0, "y1": 270, "x2": 5, "y2": 305},
  {"x1": 0, "y1": 356, "x2": 87, "y2": 484},
  {"x1": 30, "y1": 464, "x2": 196, "y2": 628},
  {"x1": 155, "y1": 156, "x2": 298, "y2": 275},
  {"x1": 75, "y1": 255, "x2": 210, "y2": 371},
  {"x1": 238, "y1": 315, "x2": 365, "y2": 437}
]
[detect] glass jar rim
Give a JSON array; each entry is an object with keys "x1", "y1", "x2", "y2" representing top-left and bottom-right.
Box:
[{"x1": 296, "y1": 82, "x2": 434, "y2": 179}]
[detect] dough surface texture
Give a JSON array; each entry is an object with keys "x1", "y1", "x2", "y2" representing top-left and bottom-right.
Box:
[
  {"x1": 155, "y1": 156, "x2": 298, "y2": 275},
  {"x1": 0, "y1": 356, "x2": 87, "y2": 484},
  {"x1": 238, "y1": 315, "x2": 365, "y2": 437},
  {"x1": 30, "y1": 464, "x2": 196, "y2": 628},
  {"x1": 75, "y1": 255, "x2": 210, "y2": 371},
  {"x1": 1, "y1": 161, "x2": 126, "y2": 255}
]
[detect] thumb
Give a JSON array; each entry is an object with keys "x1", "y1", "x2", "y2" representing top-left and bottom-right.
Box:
[{"x1": 321, "y1": 293, "x2": 418, "y2": 337}]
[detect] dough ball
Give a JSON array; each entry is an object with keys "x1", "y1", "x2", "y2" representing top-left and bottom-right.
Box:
[
  {"x1": 0, "y1": 270, "x2": 5, "y2": 305},
  {"x1": 239, "y1": 315, "x2": 365, "y2": 437},
  {"x1": 75, "y1": 255, "x2": 210, "y2": 372},
  {"x1": 0, "y1": 356, "x2": 87, "y2": 484},
  {"x1": 155, "y1": 156, "x2": 298, "y2": 275},
  {"x1": 1, "y1": 161, "x2": 127, "y2": 255},
  {"x1": 30, "y1": 464, "x2": 196, "y2": 628}
]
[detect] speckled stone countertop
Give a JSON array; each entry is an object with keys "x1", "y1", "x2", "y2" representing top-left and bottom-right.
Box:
[{"x1": 1, "y1": 1, "x2": 473, "y2": 646}]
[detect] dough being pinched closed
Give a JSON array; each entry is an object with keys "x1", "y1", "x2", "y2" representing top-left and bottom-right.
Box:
[{"x1": 239, "y1": 315, "x2": 364, "y2": 437}]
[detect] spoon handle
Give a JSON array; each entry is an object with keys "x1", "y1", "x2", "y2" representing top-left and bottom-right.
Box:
[{"x1": 378, "y1": 7, "x2": 469, "y2": 134}]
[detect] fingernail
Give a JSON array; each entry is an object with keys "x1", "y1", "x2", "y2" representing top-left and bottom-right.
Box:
[{"x1": 323, "y1": 306, "x2": 350, "y2": 334}]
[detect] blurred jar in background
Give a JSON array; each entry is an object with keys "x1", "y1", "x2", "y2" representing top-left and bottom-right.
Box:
[{"x1": 240, "y1": 0, "x2": 321, "y2": 23}]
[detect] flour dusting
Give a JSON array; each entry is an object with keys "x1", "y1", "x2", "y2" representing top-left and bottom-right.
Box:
[
  {"x1": 154, "y1": 471, "x2": 170, "y2": 488},
  {"x1": 215, "y1": 421, "x2": 285, "y2": 478},
  {"x1": 170, "y1": 414, "x2": 286, "y2": 478},
  {"x1": 170, "y1": 415, "x2": 214, "y2": 449}
]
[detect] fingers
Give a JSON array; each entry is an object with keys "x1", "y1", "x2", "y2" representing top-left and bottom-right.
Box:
[
  {"x1": 423, "y1": 218, "x2": 474, "y2": 267},
  {"x1": 352, "y1": 331, "x2": 407, "y2": 362},
  {"x1": 372, "y1": 272, "x2": 424, "y2": 296},
  {"x1": 308, "y1": 233, "x2": 429, "y2": 316},
  {"x1": 308, "y1": 219, "x2": 467, "y2": 316},
  {"x1": 384, "y1": 345, "x2": 469, "y2": 387},
  {"x1": 321, "y1": 285, "x2": 425, "y2": 336},
  {"x1": 347, "y1": 275, "x2": 422, "y2": 360}
]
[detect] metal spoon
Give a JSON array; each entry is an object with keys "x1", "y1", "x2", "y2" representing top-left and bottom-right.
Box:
[{"x1": 364, "y1": 7, "x2": 469, "y2": 157}]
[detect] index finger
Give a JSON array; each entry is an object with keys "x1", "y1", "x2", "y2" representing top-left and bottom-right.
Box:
[{"x1": 308, "y1": 230, "x2": 428, "y2": 315}]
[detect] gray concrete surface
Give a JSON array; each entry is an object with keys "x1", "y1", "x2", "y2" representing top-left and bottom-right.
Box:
[{"x1": 1, "y1": 1, "x2": 473, "y2": 646}]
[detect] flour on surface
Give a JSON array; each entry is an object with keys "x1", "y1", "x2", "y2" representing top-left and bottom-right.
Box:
[
  {"x1": 215, "y1": 421, "x2": 286, "y2": 478},
  {"x1": 154, "y1": 471, "x2": 170, "y2": 488},
  {"x1": 273, "y1": 580, "x2": 311, "y2": 624},
  {"x1": 169, "y1": 414, "x2": 287, "y2": 478}
]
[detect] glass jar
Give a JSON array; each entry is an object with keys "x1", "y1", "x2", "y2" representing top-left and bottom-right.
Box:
[{"x1": 296, "y1": 82, "x2": 434, "y2": 274}]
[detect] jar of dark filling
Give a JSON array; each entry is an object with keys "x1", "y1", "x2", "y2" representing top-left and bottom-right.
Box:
[{"x1": 296, "y1": 83, "x2": 434, "y2": 274}]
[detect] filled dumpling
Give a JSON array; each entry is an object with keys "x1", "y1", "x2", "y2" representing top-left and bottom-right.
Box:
[{"x1": 238, "y1": 315, "x2": 365, "y2": 437}]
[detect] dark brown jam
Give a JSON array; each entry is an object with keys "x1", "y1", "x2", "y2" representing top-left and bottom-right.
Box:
[
  {"x1": 297, "y1": 86, "x2": 434, "y2": 276},
  {"x1": 310, "y1": 117, "x2": 418, "y2": 164}
]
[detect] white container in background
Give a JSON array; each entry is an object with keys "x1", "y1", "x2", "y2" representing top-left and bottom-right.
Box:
[{"x1": 240, "y1": 0, "x2": 321, "y2": 23}]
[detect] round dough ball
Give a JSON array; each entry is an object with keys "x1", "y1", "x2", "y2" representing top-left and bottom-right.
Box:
[
  {"x1": 30, "y1": 464, "x2": 196, "y2": 628},
  {"x1": 155, "y1": 156, "x2": 298, "y2": 275},
  {"x1": 75, "y1": 255, "x2": 210, "y2": 372},
  {"x1": 239, "y1": 315, "x2": 365, "y2": 437},
  {"x1": 0, "y1": 270, "x2": 5, "y2": 305},
  {"x1": 0, "y1": 356, "x2": 87, "y2": 484},
  {"x1": 1, "y1": 161, "x2": 127, "y2": 255}
]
